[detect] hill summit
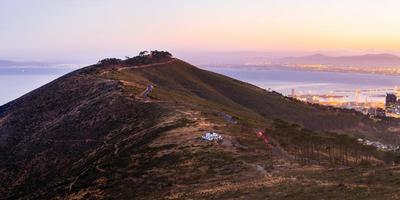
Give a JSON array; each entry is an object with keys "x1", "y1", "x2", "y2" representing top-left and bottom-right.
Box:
[{"x1": 1, "y1": 51, "x2": 400, "y2": 199}]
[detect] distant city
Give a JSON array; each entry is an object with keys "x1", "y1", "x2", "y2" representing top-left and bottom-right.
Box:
[{"x1": 289, "y1": 87, "x2": 400, "y2": 119}]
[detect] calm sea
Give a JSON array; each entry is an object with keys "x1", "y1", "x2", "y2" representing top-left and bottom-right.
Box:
[
  {"x1": 205, "y1": 67, "x2": 400, "y2": 103},
  {"x1": 0, "y1": 68, "x2": 74, "y2": 106}
]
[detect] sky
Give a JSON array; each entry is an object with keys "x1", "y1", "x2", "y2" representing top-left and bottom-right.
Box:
[{"x1": 1, "y1": 0, "x2": 400, "y2": 63}]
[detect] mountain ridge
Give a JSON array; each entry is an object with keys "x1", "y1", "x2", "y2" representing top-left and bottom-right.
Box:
[{"x1": 1, "y1": 53, "x2": 400, "y2": 199}]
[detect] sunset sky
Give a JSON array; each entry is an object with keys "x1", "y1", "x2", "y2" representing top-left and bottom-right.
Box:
[{"x1": 1, "y1": 0, "x2": 400, "y2": 62}]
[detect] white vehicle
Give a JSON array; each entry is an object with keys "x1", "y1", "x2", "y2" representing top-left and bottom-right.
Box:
[{"x1": 202, "y1": 132, "x2": 223, "y2": 142}]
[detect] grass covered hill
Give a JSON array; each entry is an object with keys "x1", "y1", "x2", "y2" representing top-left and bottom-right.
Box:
[{"x1": 0, "y1": 51, "x2": 400, "y2": 199}]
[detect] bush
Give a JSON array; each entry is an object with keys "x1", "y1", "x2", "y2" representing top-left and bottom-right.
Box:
[
  {"x1": 150, "y1": 50, "x2": 172, "y2": 58},
  {"x1": 97, "y1": 58, "x2": 122, "y2": 65},
  {"x1": 123, "y1": 50, "x2": 173, "y2": 66}
]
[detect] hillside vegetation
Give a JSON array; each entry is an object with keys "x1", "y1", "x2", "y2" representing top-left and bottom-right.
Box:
[{"x1": 0, "y1": 52, "x2": 400, "y2": 199}]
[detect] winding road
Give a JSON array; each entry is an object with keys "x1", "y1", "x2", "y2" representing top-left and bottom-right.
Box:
[{"x1": 117, "y1": 59, "x2": 176, "y2": 71}]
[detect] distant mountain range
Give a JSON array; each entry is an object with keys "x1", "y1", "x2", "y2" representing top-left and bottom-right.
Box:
[
  {"x1": 0, "y1": 60, "x2": 15, "y2": 67},
  {"x1": 0, "y1": 59, "x2": 51, "y2": 67},
  {"x1": 275, "y1": 54, "x2": 400, "y2": 67},
  {"x1": 0, "y1": 59, "x2": 86, "y2": 71}
]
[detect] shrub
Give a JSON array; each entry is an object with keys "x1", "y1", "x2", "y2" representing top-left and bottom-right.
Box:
[
  {"x1": 123, "y1": 50, "x2": 173, "y2": 66},
  {"x1": 150, "y1": 50, "x2": 172, "y2": 58},
  {"x1": 97, "y1": 58, "x2": 122, "y2": 65}
]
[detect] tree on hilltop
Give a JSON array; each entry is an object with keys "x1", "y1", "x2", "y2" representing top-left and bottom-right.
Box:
[
  {"x1": 97, "y1": 58, "x2": 122, "y2": 65},
  {"x1": 150, "y1": 50, "x2": 172, "y2": 58},
  {"x1": 139, "y1": 51, "x2": 149, "y2": 57}
]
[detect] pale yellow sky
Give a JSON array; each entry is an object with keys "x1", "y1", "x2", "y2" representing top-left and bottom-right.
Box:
[{"x1": 1, "y1": 0, "x2": 400, "y2": 61}]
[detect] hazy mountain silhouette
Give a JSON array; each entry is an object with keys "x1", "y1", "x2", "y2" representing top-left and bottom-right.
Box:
[
  {"x1": 277, "y1": 53, "x2": 400, "y2": 67},
  {"x1": 0, "y1": 59, "x2": 50, "y2": 67}
]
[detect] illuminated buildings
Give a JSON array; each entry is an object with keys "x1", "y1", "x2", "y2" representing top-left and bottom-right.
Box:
[
  {"x1": 386, "y1": 93, "x2": 397, "y2": 105},
  {"x1": 287, "y1": 88, "x2": 400, "y2": 119},
  {"x1": 384, "y1": 93, "x2": 400, "y2": 117}
]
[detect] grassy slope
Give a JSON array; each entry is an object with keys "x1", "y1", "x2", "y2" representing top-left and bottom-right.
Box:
[
  {"x1": 110, "y1": 59, "x2": 400, "y2": 143},
  {"x1": 0, "y1": 58, "x2": 399, "y2": 199}
]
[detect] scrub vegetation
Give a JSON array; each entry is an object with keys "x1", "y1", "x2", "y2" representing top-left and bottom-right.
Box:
[{"x1": 1, "y1": 52, "x2": 400, "y2": 199}]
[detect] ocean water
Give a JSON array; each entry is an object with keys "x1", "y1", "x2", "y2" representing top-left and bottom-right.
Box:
[
  {"x1": 205, "y1": 67, "x2": 400, "y2": 103},
  {"x1": 0, "y1": 68, "x2": 73, "y2": 106}
]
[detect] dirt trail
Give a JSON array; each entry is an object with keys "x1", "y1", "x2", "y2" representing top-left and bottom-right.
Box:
[
  {"x1": 68, "y1": 169, "x2": 89, "y2": 192},
  {"x1": 117, "y1": 59, "x2": 175, "y2": 71},
  {"x1": 98, "y1": 59, "x2": 175, "y2": 76},
  {"x1": 141, "y1": 84, "x2": 154, "y2": 101}
]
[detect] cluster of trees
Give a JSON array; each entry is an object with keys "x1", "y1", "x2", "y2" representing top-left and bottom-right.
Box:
[
  {"x1": 289, "y1": 135, "x2": 377, "y2": 166},
  {"x1": 97, "y1": 50, "x2": 173, "y2": 66},
  {"x1": 124, "y1": 51, "x2": 172, "y2": 65},
  {"x1": 269, "y1": 119, "x2": 398, "y2": 166},
  {"x1": 138, "y1": 50, "x2": 172, "y2": 58},
  {"x1": 97, "y1": 58, "x2": 122, "y2": 65},
  {"x1": 149, "y1": 50, "x2": 172, "y2": 58}
]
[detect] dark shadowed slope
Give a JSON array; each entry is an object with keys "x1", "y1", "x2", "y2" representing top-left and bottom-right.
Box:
[{"x1": 0, "y1": 55, "x2": 400, "y2": 199}]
